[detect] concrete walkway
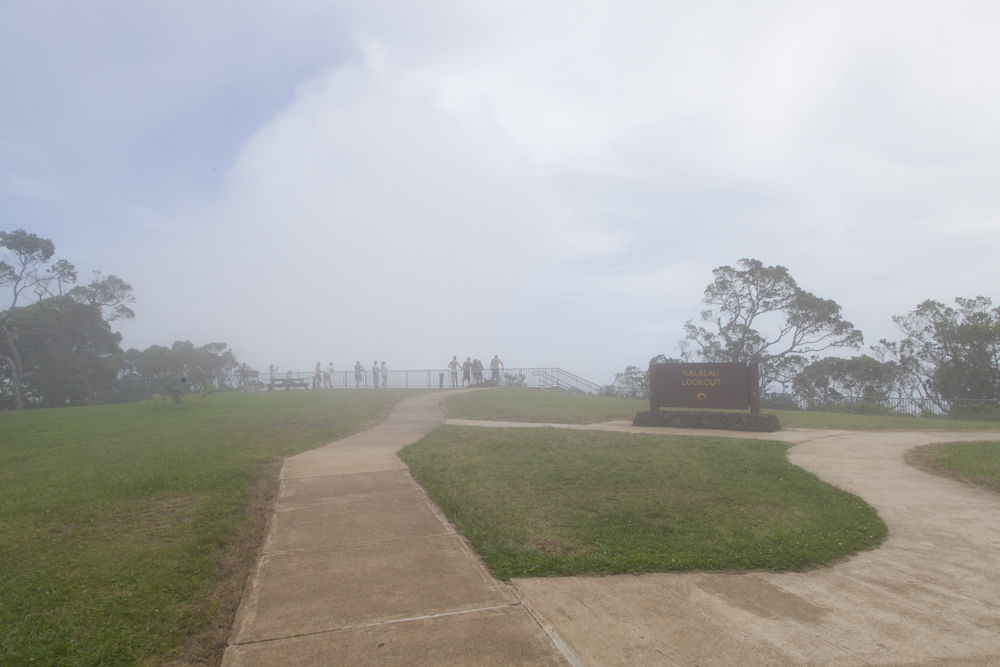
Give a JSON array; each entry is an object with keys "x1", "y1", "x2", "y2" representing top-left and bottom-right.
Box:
[
  {"x1": 223, "y1": 393, "x2": 1000, "y2": 666},
  {"x1": 221, "y1": 392, "x2": 572, "y2": 666},
  {"x1": 455, "y1": 420, "x2": 1000, "y2": 666}
]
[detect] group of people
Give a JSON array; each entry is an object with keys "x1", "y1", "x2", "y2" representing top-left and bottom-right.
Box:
[
  {"x1": 268, "y1": 356, "x2": 506, "y2": 390},
  {"x1": 448, "y1": 355, "x2": 504, "y2": 388},
  {"x1": 352, "y1": 361, "x2": 389, "y2": 389}
]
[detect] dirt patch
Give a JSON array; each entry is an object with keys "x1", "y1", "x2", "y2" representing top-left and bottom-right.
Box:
[
  {"x1": 531, "y1": 537, "x2": 580, "y2": 555},
  {"x1": 159, "y1": 458, "x2": 282, "y2": 667}
]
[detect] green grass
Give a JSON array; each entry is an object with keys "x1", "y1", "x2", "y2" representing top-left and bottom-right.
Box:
[
  {"x1": 399, "y1": 425, "x2": 887, "y2": 578},
  {"x1": 906, "y1": 440, "x2": 1000, "y2": 495},
  {"x1": 445, "y1": 389, "x2": 647, "y2": 423},
  {"x1": 444, "y1": 388, "x2": 1000, "y2": 431},
  {"x1": 0, "y1": 389, "x2": 421, "y2": 666}
]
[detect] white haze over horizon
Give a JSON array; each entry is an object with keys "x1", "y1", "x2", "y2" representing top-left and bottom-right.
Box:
[{"x1": 3, "y1": 1, "x2": 999, "y2": 384}]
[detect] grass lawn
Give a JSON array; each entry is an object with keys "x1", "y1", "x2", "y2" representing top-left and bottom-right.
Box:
[
  {"x1": 399, "y1": 425, "x2": 887, "y2": 579},
  {"x1": 444, "y1": 389, "x2": 648, "y2": 424},
  {"x1": 906, "y1": 440, "x2": 1000, "y2": 495},
  {"x1": 444, "y1": 388, "x2": 1000, "y2": 431},
  {"x1": 0, "y1": 389, "x2": 421, "y2": 667}
]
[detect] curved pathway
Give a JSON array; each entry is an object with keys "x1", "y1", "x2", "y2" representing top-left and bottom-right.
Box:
[
  {"x1": 223, "y1": 392, "x2": 1000, "y2": 666},
  {"x1": 480, "y1": 423, "x2": 1000, "y2": 666}
]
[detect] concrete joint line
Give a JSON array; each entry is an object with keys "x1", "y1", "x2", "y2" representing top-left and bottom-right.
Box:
[
  {"x1": 507, "y1": 581, "x2": 586, "y2": 667},
  {"x1": 262, "y1": 531, "x2": 458, "y2": 556},
  {"x1": 224, "y1": 604, "x2": 518, "y2": 650},
  {"x1": 279, "y1": 465, "x2": 409, "y2": 481},
  {"x1": 340, "y1": 604, "x2": 517, "y2": 631}
]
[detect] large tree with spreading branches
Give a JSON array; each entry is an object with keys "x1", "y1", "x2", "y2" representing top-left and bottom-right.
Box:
[{"x1": 682, "y1": 258, "x2": 863, "y2": 390}]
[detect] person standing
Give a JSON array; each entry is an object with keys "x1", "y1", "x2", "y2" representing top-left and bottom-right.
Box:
[
  {"x1": 380, "y1": 361, "x2": 388, "y2": 388},
  {"x1": 461, "y1": 357, "x2": 472, "y2": 387},
  {"x1": 372, "y1": 360, "x2": 380, "y2": 389},
  {"x1": 354, "y1": 361, "x2": 364, "y2": 388},
  {"x1": 324, "y1": 363, "x2": 334, "y2": 388},
  {"x1": 448, "y1": 356, "x2": 460, "y2": 388},
  {"x1": 490, "y1": 355, "x2": 504, "y2": 384},
  {"x1": 314, "y1": 362, "x2": 322, "y2": 390}
]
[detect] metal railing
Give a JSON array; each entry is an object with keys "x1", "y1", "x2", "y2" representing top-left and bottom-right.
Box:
[
  {"x1": 255, "y1": 367, "x2": 601, "y2": 393},
  {"x1": 533, "y1": 368, "x2": 602, "y2": 394},
  {"x1": 761, "y1": 394, "x2": 1000, "y2": 420},
  {"x1": 0, "y1": 367, "x2": 604, "y2": 409}
]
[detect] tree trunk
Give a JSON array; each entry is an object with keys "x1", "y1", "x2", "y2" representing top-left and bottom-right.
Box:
[{"x1": 0, "y1": 322, "x2": 24, "y2": 410}]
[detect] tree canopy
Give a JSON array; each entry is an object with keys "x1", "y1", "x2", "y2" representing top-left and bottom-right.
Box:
[
  {"x1": 608, "y1": 354, "x2": 681, "y2": 399},
  {"x1": 1, "y1": 229, "x2": 135, "y2": 409},
  {"x1": 5, "y1": 296, "x2": 123, "y2": 407},
  {"x1": 682, "y1": 259, "x2": 863, "y2": 389},
  {"x1": 118, "y1": 340, "x2": 240, "y2": 391},
  {"x1": 791, "y1": 355, "x2": 906, "y2": 407},
  {"x1": 878, "y1": 296, "x2": 1000, "y2": 404}
]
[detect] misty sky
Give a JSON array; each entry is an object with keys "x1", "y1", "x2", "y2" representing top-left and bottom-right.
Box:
[{"x1": 3, "y1": 1, "x2": 999, "y2": 384}]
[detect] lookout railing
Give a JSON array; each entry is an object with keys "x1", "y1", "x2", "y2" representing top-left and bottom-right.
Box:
[{"x1": 0, "y1": 367, "x2": 604, "y2": 409}]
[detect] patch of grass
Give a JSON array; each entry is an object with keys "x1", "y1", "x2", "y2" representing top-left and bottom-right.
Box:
[
  {"x1": 765, "y1": 409, "x2": 1000, "y2": 431},
  {"x1": 445, "y1": 388, "x2": 648, "y2": 423},
  {"x1": 0, "y1": 389, "x2": 422, "y2": 666},
  {"x1": 906, "y1": 440, "x2": 1000, "y2": 495},
  {"x1": 399, "y1": 425, "x2": 887, "y2": 579},
  {"x1": 445, "y1": 388, "x2": 1000, "y2": 431}
]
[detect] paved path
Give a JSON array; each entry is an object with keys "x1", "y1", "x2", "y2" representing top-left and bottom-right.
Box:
[
  {"x1": 221, "y1": 392, "x2": 572, "y2": 666},
  {"x1": 223, "y1": 394, "x2": 1000, "y2": 666},
  {"x1": 456, "y1": 421, "x2": 1000, "y2": 666}
]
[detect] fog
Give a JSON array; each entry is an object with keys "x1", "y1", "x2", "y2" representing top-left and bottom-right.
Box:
[{"x1": 3, "y1": 1, "x2": 1000, "y2": 383}]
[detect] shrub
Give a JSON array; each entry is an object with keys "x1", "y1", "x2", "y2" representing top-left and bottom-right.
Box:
[
  {"x1": 809, "y1": 401, "x2": 902, "y2": 417},
  {"x1": 761, "y1": 393, "x2": 801, "y2": 411},
  {"x1": 503, "y1": 372, "x2": 527, "y2": 387},
  {"x1": 948, "y1": 401, "x2": 1000, "y2": 422}
]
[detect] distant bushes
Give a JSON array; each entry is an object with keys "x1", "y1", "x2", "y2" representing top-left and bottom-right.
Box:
[
  {"x1": 807, "y1": 401, "x2": 905, "y2": 417},
  {"x1": 948, "y1": 401, "x2": 1000, "y2": 422}
]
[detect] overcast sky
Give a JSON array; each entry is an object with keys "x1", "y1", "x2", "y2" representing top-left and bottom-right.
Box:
[{"x1": 3, "y1": 1, "x2": 999, "y2": 384}]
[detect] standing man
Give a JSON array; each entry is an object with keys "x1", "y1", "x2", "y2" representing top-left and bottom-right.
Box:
[
  {"x1": 372, "y1": 360, "x2": 380, "y2": 389},
  {"x1": 324, "y1": 363, "x2": 333, "y2": 388},
  {"x1": 380, "y1": 361, "x2": 388, "y2": 388},
  {"x1": 461, "y1": 357, "x2": 472, "y2": 387},
  {"x1": 354, "y1": 361, "x2": 364, "y2": 388},
  {"x1": 490, "y1": 355, "x2": 504, "y2": 384},
  {"x1": 448, "y1": 356, "x2": 460, "y2": 388},
  {"x1": 314, "y1": 363, "x2": 322, "y2": 390}
]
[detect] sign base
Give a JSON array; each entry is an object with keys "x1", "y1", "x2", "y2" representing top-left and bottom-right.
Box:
[{"x1": 633, "y1": 410, "x2": 781, "y2": 432}]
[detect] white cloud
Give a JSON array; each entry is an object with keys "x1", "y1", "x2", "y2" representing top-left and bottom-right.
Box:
[
  {"x1": 0, "y1": 175, "x2": 60, "y2": 200},
  {"x1": 5, "y1": 0, "x2": 1000, "y2": 383}
]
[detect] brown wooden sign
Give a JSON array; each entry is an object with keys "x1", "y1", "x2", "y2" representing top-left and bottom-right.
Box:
[{"x1": 649, "y1": 362, "x2": 761, "y2": 414}]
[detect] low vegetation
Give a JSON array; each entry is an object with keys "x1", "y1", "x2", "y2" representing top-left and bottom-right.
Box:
[
  {"x1": 906, "y1": 440, "x2": 1000, "y2": 495},
  {"x1": 444, "y1": 388, "x2": 1000, "y2": 431},
  {"x1": 400, "y1": 426, "x2": 887, "y2": 578},
  {"x1": 445, "y1": 388, "x2": 648, "y2": 423},
  {"x1": 0, "y1": 389, "x2": 420, "y2": 666}
]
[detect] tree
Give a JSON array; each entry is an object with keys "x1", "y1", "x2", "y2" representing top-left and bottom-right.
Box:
[
  {"x1": 1, "y1": 229, "x2": 134, "y2": 409},
  {"x1": 610, "y1": 354, "x2": 681, "y2": 399},
  {"x1": 70, "y1": 271, "x2": 136, "y2": 321},
  {"x1": 682, "y1": 259, "x2": 863, "y2": 390},
  {"x1": 877, "y1": 297, "x2": 1000, "y2": 404},
  {"x1": 4, "y1": 296, "x2": 123, "y2": 407},
  {"x1": 1, "y1": 230, "x2": 64, "y2": 410},
  {"x1": 792, "y1": 355, "x2": 906, "y2": 407},
  {"x1": 122, "y1": 340, "x2": 240, "y2": 391}
]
